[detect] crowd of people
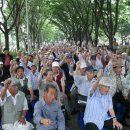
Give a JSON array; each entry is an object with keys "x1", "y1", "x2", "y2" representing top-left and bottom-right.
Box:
[{"x1": 0, "y1": 43, "x2": 130, "y2": 130}]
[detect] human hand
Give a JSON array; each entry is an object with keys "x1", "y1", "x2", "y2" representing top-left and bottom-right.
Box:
[
  {"x1": 19, "y1": 116, "x2": 26, "y2": 125},
  {"x1": 97, "y1": 69, "x2": 103, "y2": 81},
  {"x1": 113, "y1": 120, "x2": 123, "y2": 130},
  {"x1": 40, "y1": 118, "x2": 52, "y2": 126},
  {"x1": 3, "y1": 79, "x2": 11, "y2": 89}
]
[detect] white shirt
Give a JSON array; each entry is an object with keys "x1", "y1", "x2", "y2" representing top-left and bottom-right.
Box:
[
  {"x1": 0, "y1": 90, "x2": 28, "y2": 110},
  {"x1": 84, "y1": 89, "x2": 113, "y2": 130}
]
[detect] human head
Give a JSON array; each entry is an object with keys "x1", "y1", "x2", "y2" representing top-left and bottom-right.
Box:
[
  {"x1": 16, "y1": 66, "x2": 24, "y2": 78},
  {"x1": 31, "y1": 63, "x2": 37, "y2": 73},
  {"x1": 66, "y1": 53, "x2": 72, "y2": 64},
  {"x1": 52, "y1": 62, "x2": 60, "y2": 74},
  {"x1": 44, "y1": 68, "x2": 53, "y2": 82},
  {"x1": 99, "y1": 77, "x2": 113, "y2": 95},
  {"x1": 43, "y1": 83, "x2": 57, "y2": 105},
  {"x1": 113, "y1": 60, "x2": 122, "y2": 75},
  {"x1": 8, "y1": 77, "x2": 20, "y2": 96},
  {"x1": 90, "y1": 55, "x2": 96, "y2": 65},
  {"x1": 22, "y1": 56, "x2": 29, "y2": 65},
  {"x1": 3, "y1": 48, "x2": 9, "y2": 55},
  {"x1": 85, "y1": 65, "x2": 95, "y2": 81},
  {"x1": 80, "y1": 62, "x2": 86, "y2": 76}
]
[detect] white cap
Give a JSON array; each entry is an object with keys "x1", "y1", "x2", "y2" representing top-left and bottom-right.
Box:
[
  {"x1": 52, "y1": 61, "x2": 60, "y2": 67},
  {"x1": 80, "y1": 62, "x2": 86, "y2": 69},
  {"x1": 0, "y1": 61, "x2": 3, "y2": 65},
  {"x1": 122, "y1": 52, "x2": 127, "y2": 55},
  {"x1": 99, "y1": 77, "x2": 113, "y2": 87}
]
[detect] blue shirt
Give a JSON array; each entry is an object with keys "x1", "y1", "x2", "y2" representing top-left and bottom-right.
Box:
[
  {"x1": 33, "y1": 99, "x2": 65, "y2": 130},
  {"x1": 84, "y1": 89, "x2": 113, "y2": 130},
  {"x1": 74, "y1": 75, "x2": 96, "y2": 96}
]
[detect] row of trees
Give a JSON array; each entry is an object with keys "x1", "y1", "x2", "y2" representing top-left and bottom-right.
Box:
[
  {"x1": 47, "y1": 0, "x2": 130, "y2": 48},
  {"x1": 0, "y1": 0, "x2": 130, "y2": 50}
]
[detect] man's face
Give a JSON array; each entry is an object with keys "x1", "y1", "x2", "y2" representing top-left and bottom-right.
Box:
[
  {"x1": 80, "y1": 68, "x2": 86, "y2": 76},
  {"x1": 66, "y1": 58, "x2": 72, "y2": 64},
  {"x1": 86, "y1": 71, "x2": 94, "y2": 81},
  {"x1": 52, "y1": 66, "x2": 59, "y2": 73},
  {"x1": 16, "y1": 68, "x2": 24, "y2": 78},
  {"x1": 8, "y1": 84, "x2": 19, "y2": 96},
  {"x1": 4, "y1": 50, "x2": 9, "y2": 55},
  {"x1": 99, "y1": 85, "x2": 110, "y2": 95},
  {"x1": 114, "y1": 66, "x2": 122, "y2": 75},
  {"x1": 91, "y1": 60, "x2": 96, "y2": 65},
  {"x1": 44, "y1": 87, "x2": 56, "y2": 104},
  {"x1": 46, "y1": 71, "x2": 53, "y2": 81},
  {"x1": 23, "y1": 57, "x2": 28, "y2": 65},
  {"x1": 31, "y1": 66, "x2": 37, "y2": 73}
]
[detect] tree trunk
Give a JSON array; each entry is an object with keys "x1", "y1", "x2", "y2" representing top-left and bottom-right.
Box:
[
  {"x1": 94, "y1": 27, "x2": 99, "y2": 47},
  {"x1": 15, "y1": 25, "x2": 20, "y2": 50},
  {"x1": 109, "y1": 35, "x2": 113, "y2": 50},
  {"x1": 4, "y1": 32, "x2": 9, "y2": 49}
]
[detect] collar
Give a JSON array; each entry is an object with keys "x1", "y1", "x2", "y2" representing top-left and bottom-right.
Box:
[
  {"x1": 7, "y1": 90, "x2": 20, "y2": 97},
  {"x1": 40, "y1": 98, "x2": 55, "y2": 106},
  {"x1": 16, "y1": 75, "x2": 26, "y2": 80},
  {"x1": 85, "y1": 76, "x2": 96, "y2": 83}
]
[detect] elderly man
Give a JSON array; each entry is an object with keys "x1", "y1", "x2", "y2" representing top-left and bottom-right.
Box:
[
  {"x1": 34, "y1": 83, "x2": 65, "y2": 130},
  {"x1": 0, "y1": 77, "x2": 28, "y2": 127},
  {"x1": 84, "y1": 77, "x2": 122, "y2": 130},
  {"x1": 107, "y1": 56, "x2": 130, "y2": 126}
]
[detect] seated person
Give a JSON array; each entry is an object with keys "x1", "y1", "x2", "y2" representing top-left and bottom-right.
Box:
[
  {"x1": 0, "y1": 77, "x2": 28, "y2": 126},
  {"x1": 84, "y1": 77, "x2": 122, "y2": 130},
  {"x1": 34, "y1": 83, "x2": 65, "y2": 130}
]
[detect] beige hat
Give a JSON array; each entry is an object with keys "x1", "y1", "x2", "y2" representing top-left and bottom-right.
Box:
[
  {"x1": 112, "y1": 60, "x2": 123, "y2": 68},
  {"x1": 99, "y1": 77, "x2": 113, "y2": 87}
]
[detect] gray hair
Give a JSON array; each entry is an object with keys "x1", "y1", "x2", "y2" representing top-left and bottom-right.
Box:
[{"x1": 44, "y1": 83, "x2": 57, "y2": 93}]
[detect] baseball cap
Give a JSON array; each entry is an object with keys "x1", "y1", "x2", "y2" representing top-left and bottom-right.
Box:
[
  {"x1": 99, "y1": 77, "x2": 113, "y2": 87},
  {"x1": 66, "y1": 53, "x2": 72, "y2": 59},
  {"x1": 90, "y1": 55, "x2": 96, "y2": 60},
  {"x1": 85, "y1": 65, "x2": 95, "y2": 72},
  {"x1": 52, "y1": 61, "x2": 60, "y2": 67},
  {"x1": 80, "y1": 62, "x2": 86, "y2": 69}
]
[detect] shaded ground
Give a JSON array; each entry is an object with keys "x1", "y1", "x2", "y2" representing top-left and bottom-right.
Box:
[{"x1": 67, "y1": 114, "x2": 130, "y2": 130}]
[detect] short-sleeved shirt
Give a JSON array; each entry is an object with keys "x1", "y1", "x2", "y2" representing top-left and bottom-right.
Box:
[{"x1": 84, "y1": 89, "x2": 113, "y2": 130}]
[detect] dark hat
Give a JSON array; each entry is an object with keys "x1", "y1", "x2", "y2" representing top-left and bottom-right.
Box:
[
  {"x1": 90, "y1": 55, "x2": 96, "y2": 60},
  {"x1": 66, "y1": 53, "x2": 72, "y2": 59},
  {"x1": 3, "y1": 48, "x2": 9, "y2": 52},
  {"x1": 86, "y1": 65, "x2": 95, "y2": 72},
  {"x1": 54, "y1": 58, "x2": 60, "y2": 62}
]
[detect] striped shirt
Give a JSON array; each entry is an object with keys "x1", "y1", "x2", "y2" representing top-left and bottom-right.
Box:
[{"x1": 84, "y1": 89, "x2": 113, "y2": 130}]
